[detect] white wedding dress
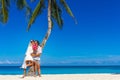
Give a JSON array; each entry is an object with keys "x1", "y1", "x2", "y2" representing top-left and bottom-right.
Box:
[{"x1": 21, "y1": 43, "x2": 33, "y2": 69}]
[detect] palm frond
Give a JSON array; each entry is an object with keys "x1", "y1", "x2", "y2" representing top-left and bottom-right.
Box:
[
  {"x1": 27, "y1": 0, "x2": 45, "y2": 31},
  {"x1": 25, "y1": 6, "x2": 31, "y2": 17},
  {"x1": 60, "y1": 0, "x2": 77, "y2": 24},
  {"x1": 5, "y1": 0, "x2": 10, "y2": 7},
  {"x1": 16, "y1": 0, "x2": 26, "y2": 10},
  {"x1": 51, "y1": 0, "x2": 63, "y2": 29},
  {"x1": 0, "y1": 8, "x2": 3, "y2": 22},
  {"x1": 16, "y1": 0, "x2": 32, "y2": 19},
  {"x1": 1, "y1": 0, "x2": 8, "y2": 23}
]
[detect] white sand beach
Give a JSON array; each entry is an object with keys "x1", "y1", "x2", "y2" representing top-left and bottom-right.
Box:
[{"x1": 0, "y1": 74, "x2": 120, "y2": 80}]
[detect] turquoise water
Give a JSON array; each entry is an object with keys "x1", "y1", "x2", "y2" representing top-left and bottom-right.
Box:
[{"x1": 0, "y1": 66, "x2": 120, "y2": 75}]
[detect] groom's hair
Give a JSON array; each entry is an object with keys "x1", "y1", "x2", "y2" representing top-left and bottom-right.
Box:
[{"x1": 35, "y1": 40, "x2": 40, "y2": 45}]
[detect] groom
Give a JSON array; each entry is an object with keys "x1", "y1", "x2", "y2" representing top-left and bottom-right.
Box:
[{"x1": 31, "y1": 40, "x2": 42, "y2": 76}]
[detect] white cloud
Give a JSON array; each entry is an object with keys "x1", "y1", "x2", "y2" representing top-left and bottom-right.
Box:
[
  {"x1": 0, "y1": 60, "x2": 21, "y2": 64},
  {"x1": 40, "y1": 55, "x2": 120, "y2": 65},
  {"x1": 1, "y1": 55, "x2": 120, "y2": 65}
]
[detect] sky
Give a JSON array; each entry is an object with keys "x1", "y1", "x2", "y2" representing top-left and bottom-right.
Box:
[{"x1": 0, "y1": 0, "x2": 120, "y2": 66}]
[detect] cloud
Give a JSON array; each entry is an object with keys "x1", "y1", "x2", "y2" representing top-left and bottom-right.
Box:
[
  {"x1": 0, "y1": 60, "x2": 21, "y2": 64},
  {"x1": 1, "y1": 55, "x2": 120, "y2": 66},
  {"x1": 40, "y1": 55, "x2": 120, "y2": 65}
]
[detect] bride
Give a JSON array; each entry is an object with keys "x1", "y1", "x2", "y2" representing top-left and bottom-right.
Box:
[{"x1": 21, "y1": 40, "x2": 35, "y2": 77}]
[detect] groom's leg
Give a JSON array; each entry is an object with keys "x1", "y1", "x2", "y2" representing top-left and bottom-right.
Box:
[
  {"x1": 33, "y1": 61, "x2": 37, "y2": 76},
  {"x1": 36, "y1": 61, "x2": 41, "y2": 77},
  {"x1": 33, "y1": 61, "x2": 38, "y2": 76}
]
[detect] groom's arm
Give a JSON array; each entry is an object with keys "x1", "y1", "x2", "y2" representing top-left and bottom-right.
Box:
[
  {"x1": 31, "y1": 46, "x2": 42, "y2": 57},
  {"x1": 31, "y1": 53, "x2": 41, "y2": 57},
  {"x1": 34, "y1": 53, "x2": 41, "y2": 57},
  {"x1": 35, "y1": 46, "x2": 42, "y2": 57}
]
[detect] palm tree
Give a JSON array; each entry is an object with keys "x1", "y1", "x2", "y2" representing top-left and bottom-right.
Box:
[
  {"x1": 0, "y1": 0, "x2": 76, "y2": 48},
  {"x1": 16, "y1": 0, "x2": 77, "y2": 48},
  {"x1": 0, "y1": 0, "x2": 10, "y2": 23}
]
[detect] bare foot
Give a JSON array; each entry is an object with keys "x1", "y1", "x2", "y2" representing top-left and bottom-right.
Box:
[
  {"x1": 38, "y1": 74, "x2": 41, "y2": 77},
  {"x1": 21, "y1": 75, "x2": 26, "y2": 78},
  {"x1": 34, "y1": 74, "x2": 37, "y2": 77}
]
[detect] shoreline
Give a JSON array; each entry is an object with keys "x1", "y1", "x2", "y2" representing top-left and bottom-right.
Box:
[{"x1": 0, "y1": 74, "x2": 120, "y2": 80}]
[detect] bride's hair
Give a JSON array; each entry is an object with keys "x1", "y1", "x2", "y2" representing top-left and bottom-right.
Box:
[{"x1": 30, "y1": 40, "x2": 34, "y2": 43}]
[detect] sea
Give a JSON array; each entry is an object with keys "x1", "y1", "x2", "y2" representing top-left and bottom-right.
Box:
[{"x1": 0, "y1": 66, "x2": 120, "y2": 75}]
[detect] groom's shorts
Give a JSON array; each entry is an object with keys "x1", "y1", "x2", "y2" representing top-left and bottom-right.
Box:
[{"x1": 33, "y1": 59, "x2": 40, "y2": 64}]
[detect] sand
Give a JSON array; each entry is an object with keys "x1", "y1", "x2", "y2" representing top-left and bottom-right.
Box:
[{"x1": 0, "y1": 74, "x2": 120, "y2": 80}]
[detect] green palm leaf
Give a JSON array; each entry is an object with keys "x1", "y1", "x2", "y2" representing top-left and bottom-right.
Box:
[
  {"x1": 60, "y1": 0, "x2": 77, "y2": 24},
  {"x1": 27, "y1": 0, "x2": 45, "y2": 31},
  {"x1": 51, "y1": 0, "x2": 63, "y2": 29},
  {"x1": 5, "y1": 0, "x2": 10, "y2": 7},
  {"x1": 1, "y1": 0, "x2": 8, "y2": 23},
  {"x1": 16, "y1": 0, "x2": 32, "y2": 19},
  {"x1": 16, "y1": 0, "x2": 26, "y2": 10}
]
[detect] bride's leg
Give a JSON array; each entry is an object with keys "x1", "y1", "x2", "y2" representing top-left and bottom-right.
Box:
[
  {"x1": 22, "y1": 69, "x2": 26, "y2": 78},
  {"x1": 37, "y1": 63, "x2": 41, "y2": 77},
  {"x1": 26, "y1": 60, "x2": 33, "y2": 67}
]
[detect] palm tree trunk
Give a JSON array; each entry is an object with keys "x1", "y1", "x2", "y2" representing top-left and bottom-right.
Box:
[{"x1": 41, "y1": 0, "x2": 52, "y2": 49}]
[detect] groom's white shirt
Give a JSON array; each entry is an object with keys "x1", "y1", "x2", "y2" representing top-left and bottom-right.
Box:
[{"x1": 33, "y1": 46, "x2": 42, "y2": 61}]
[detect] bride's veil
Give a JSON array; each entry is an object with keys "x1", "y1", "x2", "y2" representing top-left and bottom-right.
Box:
[
  {"x1": 25, "y1": 41, "x2": 32, "y2": 56},
  {"x1": 21, "y1": 41, "x2": 33, "y2": 69}
]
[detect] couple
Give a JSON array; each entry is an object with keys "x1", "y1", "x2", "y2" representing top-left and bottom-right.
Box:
[{"x1": 21, "y1": 40, "x2": 42, "y2": 78}]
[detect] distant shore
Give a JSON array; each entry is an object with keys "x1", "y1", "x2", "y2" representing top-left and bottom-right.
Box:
[{"x1": 0, "y1": 74, "x2": 120, "y2": 80}]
